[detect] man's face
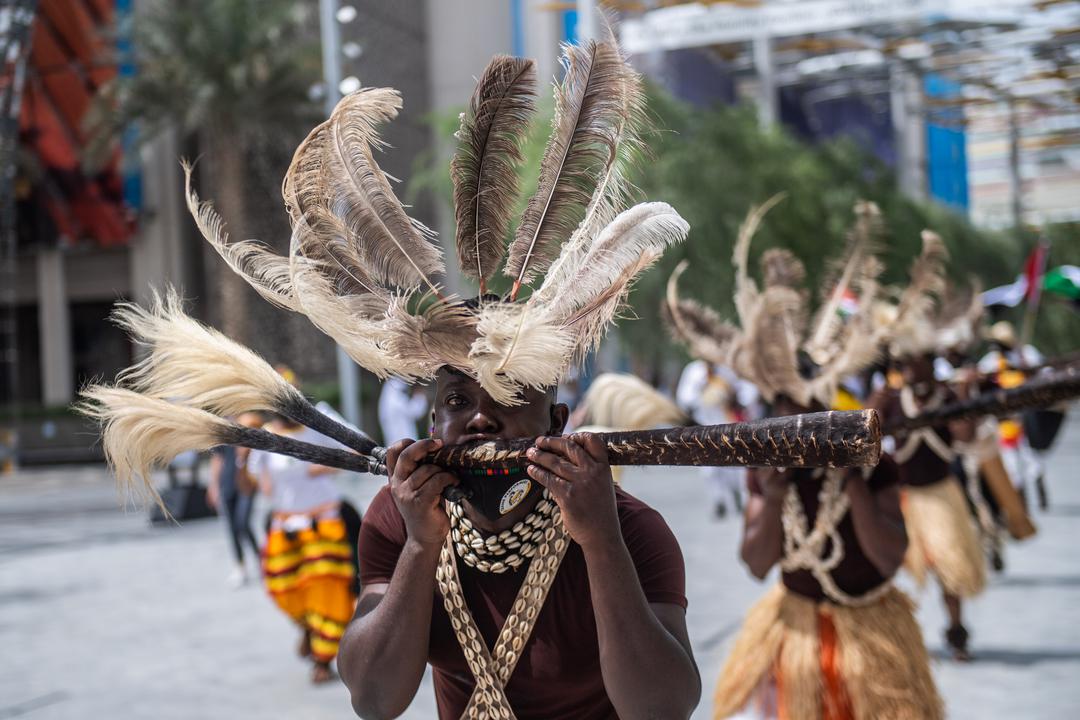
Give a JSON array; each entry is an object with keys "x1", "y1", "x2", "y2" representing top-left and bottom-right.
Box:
[
  {"x1": 902, "y1": 354, "x2": 935, "y2": 386},
  {"x1": 431, "y1": 368, "x2": 569, "y2": 445}
]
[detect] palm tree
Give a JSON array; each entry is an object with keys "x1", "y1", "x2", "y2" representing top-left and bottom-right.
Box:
[{"x1": 88, "y1": 0, "x2": 319, "y2": 342}]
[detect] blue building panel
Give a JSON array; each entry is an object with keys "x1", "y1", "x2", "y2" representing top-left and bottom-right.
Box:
[{"x1": 924, "y1": 74, "x2": 969, "y2": 210}]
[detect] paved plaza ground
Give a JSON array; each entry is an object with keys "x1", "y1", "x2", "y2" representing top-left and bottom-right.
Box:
[{"x1": 2, "y1": 419, "x2": 1078, "y2": 719}]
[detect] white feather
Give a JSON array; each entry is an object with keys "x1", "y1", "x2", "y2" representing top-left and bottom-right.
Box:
[{"x1": 79, "y1": 387, "x2": 233, "y2": 511}]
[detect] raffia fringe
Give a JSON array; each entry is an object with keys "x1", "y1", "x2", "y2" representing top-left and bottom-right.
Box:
[
  {"x1": 902, "y1": 478, "x2": 987, "y2": 598},
  {"x1": 713, "y1": 585, "x2": 943, "y2": 720}
]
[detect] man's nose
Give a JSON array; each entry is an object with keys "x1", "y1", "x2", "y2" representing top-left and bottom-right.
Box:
[{"x1": 465, "y1": 408, "x2": 499, "y2": 435}]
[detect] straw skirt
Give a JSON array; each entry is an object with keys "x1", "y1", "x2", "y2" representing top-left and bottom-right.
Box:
[
  {"x1": 713, "y1": 584, "x2": 942, "y2": 720},
  {"x1": 901, "y1": 477, "x2": 987, "y2": 598}
]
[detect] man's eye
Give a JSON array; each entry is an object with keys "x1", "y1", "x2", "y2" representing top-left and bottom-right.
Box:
[{"x1": 446, "y1": 394, "x2": 467, "y2": 408}]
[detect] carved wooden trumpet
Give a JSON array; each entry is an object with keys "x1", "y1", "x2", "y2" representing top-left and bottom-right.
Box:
[
  {"x1": 886, "y1": 366, "x2": 1080, "y2": 434},
  {"x1": 216, "y1": 409, "x2": 882, "y2": 476}
]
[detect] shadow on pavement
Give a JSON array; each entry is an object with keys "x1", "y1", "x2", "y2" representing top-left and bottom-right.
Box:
[
  {"x1": 1042, "y1": 503, "x2": 1080, "y2": 518},
  {"x1": 994, "y1": 574, "x2": 1080, "y2": 588},
  {"x1": 931, "y1": 647, "x2": 1080, "y2": 666}
]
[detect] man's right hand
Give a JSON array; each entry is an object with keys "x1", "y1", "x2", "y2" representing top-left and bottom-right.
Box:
[
  {"x1": 758, "y1": 467, "x2": 794, "y2": 502},
  {"x1": 385, "y1": 438, "x2": 458, "y2": 549}
]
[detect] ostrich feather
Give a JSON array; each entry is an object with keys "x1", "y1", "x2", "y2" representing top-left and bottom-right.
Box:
[
  {"x1": 505, "y1": 39, "x2": 629, "y2": 297},
  {"x1": 383, "y1": 294, "x2": 478, "y2": 379},
  {"x1": 761, "y1": 249, "x2": 806, "y2": 289},
  {"x1": 578, "y1": 373, "x2": 688, "y2": 430},
  {"x1": 112, "y1": 289, "x2": 306, "y2": 418},
  {"x1": 533, "y1": 34, "x2": 647, "y2": 306},
  {"x1": 182, "y1": 161, "x2": 299, "y2": 311},
  {"x1": 451, "y1": 56, "x2": 537, "y2": 290},
  {"x1": 78, "y1": 386, "x2": 235, "y2": 510},
  {"x1": 741, "y1": 286, "x2": 809, "y2": 404},
  {"x1": 664, "y1": 260, "x2": 740, "y2": 366},
  {"x1": 286, "y1": 88, "x2": 444, "y2": 294},
  {"x1": 469, "y1": 302, "x2": 575, "y2": 406},
  {"x1": 888, "y1": 230, "x2": 949, "y2": 356},
  {"x1": 547, "y1": 203, "x2": 688, "y2": 324},
  {"x1": 288, "y1": 256, "x2": 402, "y2": 379},
  {"x1": 803, "y1": 200, "x2": 883, "y2": 365},
  {"x1": 732, "y1": 193, "x2": 786, "y2": 325},
  {"x1": 282, "y1": 123, "x2": 389, "y2": 299}
]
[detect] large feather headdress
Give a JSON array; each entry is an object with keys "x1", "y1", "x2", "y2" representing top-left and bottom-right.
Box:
[
  {"x1": 666, "y1": 199, "x2": 889, "y2": 408},
  {"x1": 184, "y1": 36, "x2": 685, "y2": 405},
  {"x1": 79, "y1": 37, "x2": 689, "y2": 504},
  {"x1": 880, "y1": 230, "x2": 951, "y2": 359}
]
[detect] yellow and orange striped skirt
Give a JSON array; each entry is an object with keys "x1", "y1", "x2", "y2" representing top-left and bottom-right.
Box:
[{"x1": 262, "y1": 516, "x2": 357, "y2": 663}]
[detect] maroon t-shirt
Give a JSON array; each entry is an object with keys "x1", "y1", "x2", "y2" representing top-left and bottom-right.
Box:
[
  {"x1": 358, "y1": 486, "x2": 687, "y2": 720},
  {"x1": 747, "y1": 457, "x2": 899, "y2": 602}
]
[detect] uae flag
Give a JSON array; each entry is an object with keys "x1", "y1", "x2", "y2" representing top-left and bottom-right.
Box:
[{"x1": 1043, "y1": 265, "x2": 1080, "y2": 305}]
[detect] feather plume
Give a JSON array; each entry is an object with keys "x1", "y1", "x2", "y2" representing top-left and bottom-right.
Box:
[
  {"x1": 288, "y1": 257, "x2": 402, "y2": 378},
  {"x1": 451, "y1": 56, "x2": 537, "y2": 290},
  {"x1": 505, "y1": 39, "x2": 630, "y2": 297},
  {"x1": 732, "y1": 193, "x2": 786, "y2": 325},
  {"x1": 934, "y1": 278, "x2": 984, "y2": 353},
  {"x1": 547, "y1": 203, "x2": 688, "y2": 325},
  {"x1": 761, "y1": 249, "x2": 806, "y2": 289},
  {"x1": 283, "y1": 123, "x2": 389, "y2": 299},
  {"x1": 665, "y1": 260, "x2": 740, "y2": 366},
  {"x1": 469, "y1": 302, "x2": 574, "y2": 406},
  {"x1": 888, "y1": 230, "x2": 950, "y2": 357},
  {"x1": 740, "y1": 287, "x2": 809, "y2": 404},
  {"x1": 112, "y1": 289, "x2": 306, "y2": 417},
  {"x1": 330, "y1": 89, "x2": 444, "y2": 291},
  {"x1": 286, "y1": 88, "x2": 444, "y2": 294},
  {"x1": 479, "y1": 203, "x2": 685, "y2": 391},
  {"x1": 383, "y1": 295, "x2": 478, "y2": 378},
  {"x1": 577, "y1": 373, "x2": 688, "y2": 430},
  {"x1": 804, "y1": 200, "x2": 883, "y2": 364},
  {"x1": 78, "y1": 386, "x2": 234, "y2": 510},
  {"x1": 895, "y1": 230, "x2": 948, "y2": 321},
  {"x1": 182, "y1": 161, "x2": 300, "y2": 311},
  {"x1": 532, "y1": 37, "x2": 647, "y2": 306}
]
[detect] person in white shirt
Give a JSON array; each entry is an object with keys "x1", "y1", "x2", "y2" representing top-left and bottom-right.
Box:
[
  {"x1": 378, "y1": 377, "x2": 429, "y2": 446},
  {"x1": 675, "y1": 360, "x2": 755, "y2": 519}
]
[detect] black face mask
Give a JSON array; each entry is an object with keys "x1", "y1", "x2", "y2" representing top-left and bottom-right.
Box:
[{"x1": 453, "y1": 468, "x2": 541, "y2": 523}]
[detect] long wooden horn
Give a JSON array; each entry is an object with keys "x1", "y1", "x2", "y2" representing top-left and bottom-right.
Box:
[{"x1": 887, "y1": 366, "x2": 1080, "y2": 433}]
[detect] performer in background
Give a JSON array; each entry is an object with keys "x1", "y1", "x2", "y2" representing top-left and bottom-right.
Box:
[
  {"x1": 979, "y1": 321, "x2": 1049, "y2": 509},
  {"x1": 250, "y1": 413, "x2": 357, "y2": 684},
  {"x1": 675, "y1": 360, "x2": 748, "y2": 519},
  {"x1": 871, "y1": 233, "x2": 985, "y2": 662},
  {"x1": 206, "y1": 411, "x2": 265, "y2": 588},
  {"x1": 669, "y1": 200, "x2": 942, "y2": 719}
]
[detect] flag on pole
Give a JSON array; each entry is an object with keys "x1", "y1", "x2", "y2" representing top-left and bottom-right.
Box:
[
  {"x1": 982, "y1": 275, "x2": 1028, "y2": 307},
  {"x1": 1023, "y1": 243, "x2": 1049, "y2": 302},
  {"x1": 1043, "y1": 265, "x2": 1080, "y2": 301}
]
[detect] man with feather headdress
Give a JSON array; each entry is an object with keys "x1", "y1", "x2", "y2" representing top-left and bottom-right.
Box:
[
  {"x1": 868, "y1": 234, "x2": 986, "y2": 663},
  {"x1": 78, "y1": 32, "x2": 701, "y2": 718},
  {"x1": 334, "y1": 40, "x2": 703, "y2": 720},
  {"x1": 668, "y1": 200, "x2": 943, "y2": 720}
]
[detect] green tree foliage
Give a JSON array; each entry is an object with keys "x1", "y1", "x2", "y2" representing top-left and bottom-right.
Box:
[
  {"x1": 623, "y1": 89, "x2": 1026, "y2": 374},
  {"x1": 87, "y1": 0, "x2": 320, "y2": 342}
]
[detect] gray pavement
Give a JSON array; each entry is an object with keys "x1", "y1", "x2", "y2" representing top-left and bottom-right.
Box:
[{"x1": 1, "y1": 419, "x2": 1078, "y2": 719}]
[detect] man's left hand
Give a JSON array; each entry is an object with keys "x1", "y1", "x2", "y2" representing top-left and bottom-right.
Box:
[{"x1": 526, "y1": 433, "x2": 620, "y2": 552}]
